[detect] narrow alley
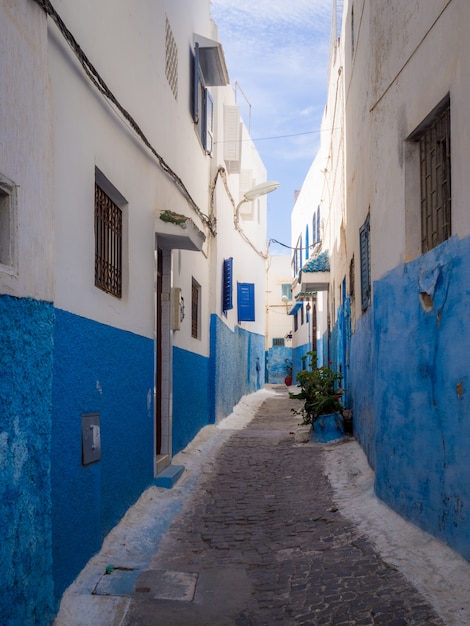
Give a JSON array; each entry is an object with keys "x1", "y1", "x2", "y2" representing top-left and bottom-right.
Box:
[{"x1": 55, "y1": 387, "x2": 470, "y2": 626}]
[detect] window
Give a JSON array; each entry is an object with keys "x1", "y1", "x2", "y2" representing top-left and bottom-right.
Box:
[
  {"x1": 191, "y1": 278, "x2": 201, "y2": 339},
  {"x1": 281, "y1": 283, "x2": 292, "y2": 301},
  {"x1": 305, "y1": 224, "x2": 310, "y2": 260},
  {"x1": 300, "y1": 304, "x2": 304, "y2": 325},
  {"x1": 95, "y1": 182, "x2": 123, "y2": 298},
  {"x1": 222, "y1": 257, "x2": 233, "y2": 314},
  {"x1": 0, "y1": 173, "x2": 17, "y2": 272},
  {"x1": 165, "y1": 17, "x2": 178, "y2": 99},
  {"x1": 273, "y1": 338, "x2": 285, "y2": 347},
  {"x1": 349, "y1": 255, "x2": 355, "y2": 299},
  {"x1": 192, "y1": 36, "x2": 228, "y2": 155},
  {"x1": 359, "y1": 214, "x2": 370, "y2": 312},
  {"x1": 412, "y1": 97, "x2": 451, "y2": 253}
]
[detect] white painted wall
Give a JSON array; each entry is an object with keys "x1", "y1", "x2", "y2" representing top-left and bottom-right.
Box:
[
  {"x1": 0, "y1": 1, "x2": 53, "y2": 301},
  {"x1": 266, "y1": 255, "x2": 293, "y2": 349}
]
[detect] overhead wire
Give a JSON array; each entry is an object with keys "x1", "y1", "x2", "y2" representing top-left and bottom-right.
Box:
[{"x1": 32, "y1": 0, "x2": 216, "y2": 236}]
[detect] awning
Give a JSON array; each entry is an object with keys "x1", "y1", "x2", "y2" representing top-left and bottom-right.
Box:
[
  {"x1": 155, "y1": 211, "x2": 205, "y2": 251},
  {"x1": 300, "y1": 250, "x2": 330, "y2": 292},
  {"x1": 194, "y1": 34, "x2": 229, "y2": 86},
  {"x1": 287, "y1": 302, "x2": 303, "y2": 316}
]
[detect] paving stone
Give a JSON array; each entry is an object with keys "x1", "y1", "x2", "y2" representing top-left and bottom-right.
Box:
[{"x1": 123, "y1": 388, "x2": 444, "y2": 625}]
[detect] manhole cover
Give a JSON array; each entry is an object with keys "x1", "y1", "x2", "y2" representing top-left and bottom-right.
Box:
[{"x1": 134, "y1": 570, "x2": 199, "y2": 602}]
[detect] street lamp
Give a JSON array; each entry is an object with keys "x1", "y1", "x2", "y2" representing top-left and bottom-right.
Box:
[{"x1": 235, "y1": 180, "x2": 280, "y2": 223}]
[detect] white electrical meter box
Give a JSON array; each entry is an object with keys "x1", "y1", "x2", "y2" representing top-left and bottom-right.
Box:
[{"x1": 171, "y1": 287, "x2": 184, "y2": 330}]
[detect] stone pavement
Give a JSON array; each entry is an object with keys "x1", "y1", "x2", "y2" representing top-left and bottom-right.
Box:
[
  {"x1": 124, "y1": 390, "x2": 442, "y2": 625},
  {"x1": 55, "y1": 387, "x2": 470, "y2": 625}
]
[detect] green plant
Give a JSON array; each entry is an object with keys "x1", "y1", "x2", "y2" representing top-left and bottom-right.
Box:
[{"x1": 289, "y1": 351, "x2": 344, "y2": 425}]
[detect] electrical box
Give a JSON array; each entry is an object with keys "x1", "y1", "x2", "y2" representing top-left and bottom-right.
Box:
[
  {"x1": 82, "y1": 413, "x2": 101, "y2": 466},
  {"x1": 171, "y1": 287, "x2": 184, "y2": 330}
]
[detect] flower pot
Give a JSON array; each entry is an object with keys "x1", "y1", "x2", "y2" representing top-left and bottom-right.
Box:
[
  {"x1": 284, "y1": 376, "x2": 292, "y2": 386},
  {"x1": 312, "y1": 413, "x2": 344, "y2": 444}
]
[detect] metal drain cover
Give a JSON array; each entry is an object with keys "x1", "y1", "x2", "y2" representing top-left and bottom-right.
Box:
[{"x1": 134, "y1": 570, "x2": 199, "y2": 602}]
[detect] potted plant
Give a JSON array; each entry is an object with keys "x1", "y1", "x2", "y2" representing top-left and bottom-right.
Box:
[
  {"x1": 289, "y1": 351, "x2": 345, "y2": 442},
  {"x1": 284, "y1": 359, "x2": 293, "y2": 386}
]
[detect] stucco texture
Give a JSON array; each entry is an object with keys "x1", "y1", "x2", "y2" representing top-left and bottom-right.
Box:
[
  {"x1": 372, "y1": 236, "x2": 470, "y2": 559},
  {"x1": 51, "y1": 309, "x2": 154, "y2": 604},
  {"x1": 210, "y1": 315, "x2": 265, "y2": 423},
  {"x1": 0, "y1": 295, "x2": 55, "y2": 625}
]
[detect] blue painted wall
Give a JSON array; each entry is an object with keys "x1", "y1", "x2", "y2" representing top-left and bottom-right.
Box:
[
  {"x1": 348, "y1": 309, "x2": 376, "y2": 466},
  {"x1": 266, "y1": 345, "x2": 292, "y2": 383},
  {"x1": 0, "y1": 295, "x2": 55, "y2": 625},
  {"x1": 51, "y1": 309, "x2": 154, "y2": 604},
  {"x1": 210, "y1": 315, "x2": 265, "y2": 423},
  {"x1": 372, "y1": 236, "x2": 470, "y2": 558},
  {"x1": 172, "y1": 346, "x2": 211, "y2": 455}
]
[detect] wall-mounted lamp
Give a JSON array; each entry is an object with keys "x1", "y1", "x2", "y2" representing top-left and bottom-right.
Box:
[
  {"x1": 281, "y1": 294, "x2": 289, "y2": 313},
  {"x1": 235, "y1": 180, "x2": 280, "y2": 223}
]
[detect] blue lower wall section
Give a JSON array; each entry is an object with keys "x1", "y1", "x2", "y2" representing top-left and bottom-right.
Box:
[
  {"x1": 210, "y1": 315, "x2": 265, "y2": 423},
  {"x1": 266, "y1": 345, "x2": 292, "y2": 383},
  {"x1": 0, "y1": 295, "x2": 55, "y2": 626},
  {"x1": 51, "y1": 309, "x2": 154, "y2": 604},
  {"x1": 372, "y1": 236, "x2": 470, "y2": 559},
  {"x1": 172, "y1": 347, "x2": 210, "y2": 455},
  {"x1": 348, "y1": 309, "x2": 375, "y2": 467}
]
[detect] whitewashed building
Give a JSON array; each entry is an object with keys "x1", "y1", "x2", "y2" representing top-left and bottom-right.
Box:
[
  {"x1": 265, "y1": 254, "x2": 293, "y2": 384},
  {"x1": 292, "y1": 0, "x2": 470, "y2": 565},
  {"x1": 0, "y1": 0, "x2": 272, "y2": 622}
]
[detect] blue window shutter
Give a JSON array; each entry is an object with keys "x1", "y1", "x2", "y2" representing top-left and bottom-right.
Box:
[
  {"x1": 359, "y1": 214, "x2": 371, "y2": 311},
  {"x1": 192, "y1": 43, "x2": 200, "y2": 124},
  {"x1": 237, "y1": 282, "x2": 255, "y2": 322},
  {"x1": 223, "y1": 258, "x2": 233, "y2": 313},
  {"x1": 305, "y1": 225, "x2": 310, "y2": 260}
]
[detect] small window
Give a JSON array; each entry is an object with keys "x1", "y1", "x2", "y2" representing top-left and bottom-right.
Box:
[
  {"x1": 165, "y1": 17, "x2": 178, "y2": 99},
  {"x1": 349, "y1": 255, "x2": 355, "y2": 299},
  {"x1": 0, "y1": 173, "x2": 17, "y2": 273},
  {"x1": 281, "y1": 284, "x2": 292, "y2": 301},
  {"x1": 222, "y1": 257, "x2": 233, "y2": 314},
  {"x1": 273, "y1": 338, "x2": 285, "y2": 347},
  {"x1": 411, "y1": 97, "x2": 451, "y2": 253},
  {"x1": 94, "y1": 182, "x2": 123, "y2": 298},
  {"x1": 359, "y1": 214, "x2": 370, "y2": 312},
  {"x1": 191, "y1": 278, "x2": 201, "y2": 339},
  {"x1": 192, "y1": 43, "x2": 216, "y2": 156}
]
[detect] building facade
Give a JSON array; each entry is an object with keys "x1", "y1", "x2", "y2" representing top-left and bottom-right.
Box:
[
  {"x1": 0, "y1": 0, "x2": 270, "y2": 622},
  {"x1": 292, "y1": 0, "x2": 470, "y2": 564}
]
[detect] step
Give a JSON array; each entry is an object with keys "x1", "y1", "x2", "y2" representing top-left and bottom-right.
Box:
[{"x1": 155, "y1": 464, "x2": 185, "y2": 489}]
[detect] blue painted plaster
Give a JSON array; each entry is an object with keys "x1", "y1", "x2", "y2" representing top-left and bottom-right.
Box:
[
  {"x1": 51, "y1": 309, "x2": 154, "y2": 604},
  {"x1": 210, "y1": 315, "x2": 265, "y2": 422},
  {"x1": 172, "y1": 346, "x2": 211, "y2": 455},
  {"x1": 0, "y1": 295, "x2": 55, "y2": 625},
  {"x1": 371, "y1": 236, "x2": 470, "y2": 559},
  {"x1": 348, "y1": 309, "x2": 376, "y2": 466},
  {"x1": 266, "y1": 345, "x2": 292, "y2": 384}
]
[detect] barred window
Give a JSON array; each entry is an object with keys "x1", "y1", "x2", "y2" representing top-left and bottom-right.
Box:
[
  {"x1": 419, "y1": 100, "x2": 451, "y2": 253},
  {"x1": 95, "y1": 183, "x2": 122, "y2": 298},
  {"x1": 273, "y1": 338, "x2": 285, "y2": 347},
  {"x1": 409, "y1": 97, "x2": 451, "y2": 254},
  {"x1": 191, "y1": 278, "x2": 201, "y2": 339},
  {"x1": 359, "y1": 214, "x2": 370, "y2": 312}
]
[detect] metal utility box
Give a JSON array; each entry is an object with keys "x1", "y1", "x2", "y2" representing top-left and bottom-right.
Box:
[{"x1": 82, "y1": 413, "x2": 101, "y2": 466}]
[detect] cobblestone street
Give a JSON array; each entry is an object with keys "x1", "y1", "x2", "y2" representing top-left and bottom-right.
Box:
[{"x1": 123, "y1": 389, "x2": 443, "y2": 625}]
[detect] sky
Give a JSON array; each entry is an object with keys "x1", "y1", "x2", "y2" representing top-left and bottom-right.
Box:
[{"x1": 210, "y1": 0, "x2": 334, "y2": 254}]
